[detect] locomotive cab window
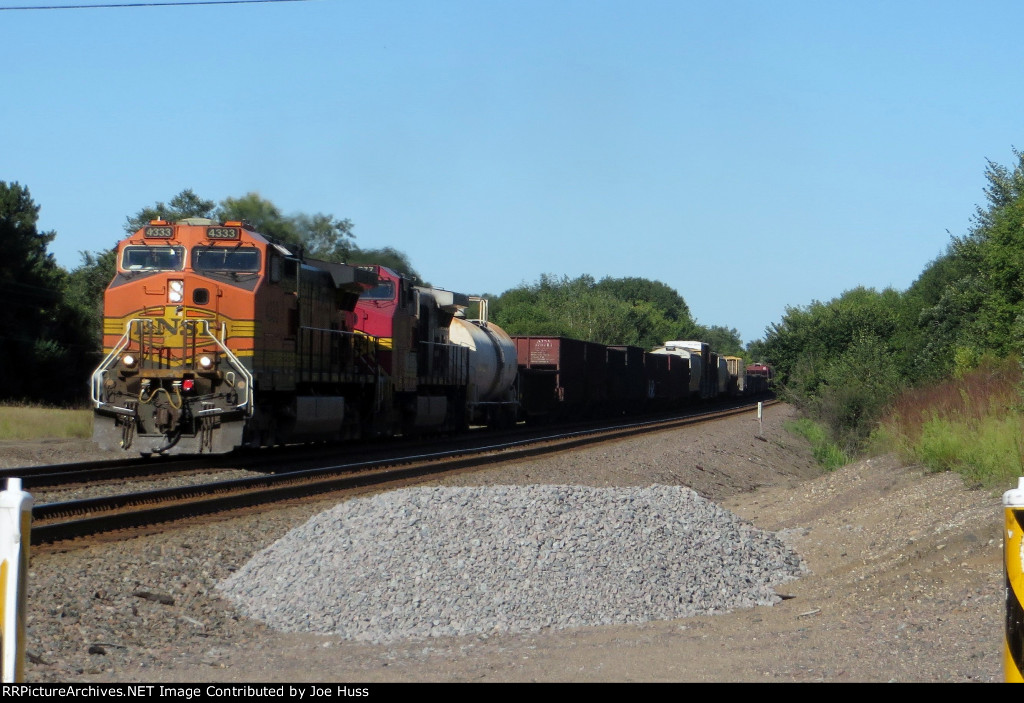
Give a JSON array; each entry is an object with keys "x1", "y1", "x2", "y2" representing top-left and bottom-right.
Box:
[
  {"x1": 359, "y1": 280, "x2": 396, "y2": 301},
  {"x1": 192, "y1": 246, "x2": 261, "y2": 273},
  {"x1": 122, "y1": 246, "x2": 185, "y2": 271}
]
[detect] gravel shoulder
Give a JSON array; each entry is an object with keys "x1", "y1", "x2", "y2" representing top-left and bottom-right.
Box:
[{"x1": 3, "y1": 403, "x2": 1005, "y2": 683}]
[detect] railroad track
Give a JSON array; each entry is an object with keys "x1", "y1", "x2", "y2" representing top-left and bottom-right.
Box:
[
  {"x1": 27, "y1": 398, "x2": 777, "y2": 548},
  {"x1": 0, "y1": 453, "x2": 205, "y2": 488}
]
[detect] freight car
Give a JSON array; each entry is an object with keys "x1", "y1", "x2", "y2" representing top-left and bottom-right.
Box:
[
  {"x1": 512, "y1": 336, "x2": 609, "y2": 421},
  {"x1": 91, "y1": 218, "x2": 768, "y2": 455},
  {"x1": 649, "y1": 341, "x2": 720, "y2": 400}
]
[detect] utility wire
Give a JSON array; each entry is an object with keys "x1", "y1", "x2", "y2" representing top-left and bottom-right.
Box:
[{"x1": 0, "y1": 0, "x2": 316, "y2": 10}]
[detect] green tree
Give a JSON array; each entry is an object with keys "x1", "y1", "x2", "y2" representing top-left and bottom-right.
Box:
[
  {"x1": 125, "y1": 188, "x2": 215, "y2": 233},
  {"x1": 593, "y1": 276, "x2": 693, "y2": 323},
  {"x1": 815, "y1": 335, "x2": 902, "y2": 452},
  {"x1": 490, "y1": 274, "x2": 715, "y2": 349},
  {"x1": 757, "y1": 286, "x2": 911, "y2": 453},
  {"x1": 761, "y1": 286, "x2": 906, "y2": 390},
  {"x1": 346, "y1": 246, "x2": 425, "y2": 286},
  {"x1": 216, "y1": 192, "x2": 301, "y2": 245},
  {"x1": 130, "y1": 190, "x2": 362, "y2": 264},
  {"x1": 972, "y1": 196, "x2": 1024, "y2": 355},
  {"x1": 975, "y1": 149, "x2": 1024, "y2": 228},
  {"x1": 896, "y1": 149, "x2": 1024, "y2": 372},
  {"x1": 294, "y1": 212, "x2": 355, "y2": 262},
  {"x1": 0, "y1": 182, "x2": 94, "y2": 402},
  {"x1": 492, "y1": 274, "x2": 627, "y2": 343},
  {"x1": 693, "y1": 325, "x2": 744, "y2": 358},
  {"x1": 63, "y1": 248, "x2": 117, "y2": 346},
  {"x1": 218, "y1": 195, "x2": 358, "y2": 262},
  {"x1": 748, "y1": 148, "x2": 1024, "y2": 455}
]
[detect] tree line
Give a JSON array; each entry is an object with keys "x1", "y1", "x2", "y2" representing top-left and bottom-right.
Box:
[
  {"x1": 484, "y1": 273, "x2": 744, "y2": 356},
  {"x1": 752, "y1": 149, "x2": 1024, "y2": 453}
]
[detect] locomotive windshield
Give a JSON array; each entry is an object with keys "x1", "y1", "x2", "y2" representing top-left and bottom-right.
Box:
[
  {"x1": 359, "y1": 280, "x2": 395, "y2": 301},
  {"x1": 122, "y1": 245, "x2": 185, "y2": 271},
  {"x1": 192, "y1": 246, "x2": 261, "y2": 273}
]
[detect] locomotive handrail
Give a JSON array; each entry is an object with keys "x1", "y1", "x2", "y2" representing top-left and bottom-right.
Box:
[
  {"x1": 90, "y1": 318, "x2": 255, "y2": 416},
  {"x1": 90, "y1": 324, "x2": 134, "y2": 408},
  {"x1": 417, "y1": 339, "x2": 469, "y2": 385},
  {"x1": 196, "y1": 319, "x2": 255, "y2": 415}
]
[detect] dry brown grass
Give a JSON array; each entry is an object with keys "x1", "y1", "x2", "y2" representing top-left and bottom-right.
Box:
[
  {"x1": 0, "y1": 404, "x2": 92, "y2": 440},
  {"x1": 880, "y1": 357, "x2": 1024, "y2": 487},
  {"x1": 884, "y1": 357, "x2": 1021, "y2": 444}
]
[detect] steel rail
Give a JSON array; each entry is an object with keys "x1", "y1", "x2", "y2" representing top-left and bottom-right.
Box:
[{"x1": 0, "y1": 454, "x2": 219, "y2": 488}]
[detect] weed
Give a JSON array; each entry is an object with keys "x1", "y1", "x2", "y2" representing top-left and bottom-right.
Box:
[{"x1": 786, "y1": 418, "x2": 849, "y2": 471}]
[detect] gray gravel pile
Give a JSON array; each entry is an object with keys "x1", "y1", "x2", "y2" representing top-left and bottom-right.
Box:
[{"x1": 217, "y1": 485, "x2": 806, "y2": 643}]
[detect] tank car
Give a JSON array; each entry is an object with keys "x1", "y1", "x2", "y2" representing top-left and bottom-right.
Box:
[
  {"x1": 91, "y1": 218, "x2": 378, "y2": 454},
  {"x1": 448, "y1": 298, "x2": 519, "y2": 428}
]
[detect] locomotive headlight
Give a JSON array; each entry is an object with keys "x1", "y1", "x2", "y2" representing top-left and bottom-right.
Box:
[
  {"x1": 198, "y1": 355, "x2": 214, "y2": 370},
  {"x1": 122, "y1": 354, "x2": 137, "y2": 368},
  {"x1": 169, "y1": 279, "x2": 184, "y2": 303}
]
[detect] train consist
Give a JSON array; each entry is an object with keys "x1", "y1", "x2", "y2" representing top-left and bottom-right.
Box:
[{"x1": 90, "y1": 219, "x2": 770, "y2": 455}]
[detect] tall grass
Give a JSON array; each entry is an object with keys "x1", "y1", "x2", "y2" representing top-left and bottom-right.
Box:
[
  {"x1": 0, "y1": 404, "x2": 92, "y2": 440},
  {"x1": 878, "y1": 357, "x2": 1024, "y2": 488}
]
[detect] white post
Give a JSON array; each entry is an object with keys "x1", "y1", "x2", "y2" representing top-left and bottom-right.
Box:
[
  {"x1": 0, "y1": 478, "x2": 33, "y2": 683},
  {"x1": 757, "y1": 401, "x2": 763, "y2": 436}
]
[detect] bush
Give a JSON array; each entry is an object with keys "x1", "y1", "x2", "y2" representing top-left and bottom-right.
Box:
[{"x1": 813, "y1": 336, "x2": 901, "y2": 454}]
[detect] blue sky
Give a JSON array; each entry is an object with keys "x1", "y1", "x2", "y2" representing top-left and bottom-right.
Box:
[{"x1": 3, "y1": 0, "x2": 1021, "y2": 345}]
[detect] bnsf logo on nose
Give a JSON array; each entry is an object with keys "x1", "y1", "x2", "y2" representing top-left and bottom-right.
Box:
[{"x1": 151, "y1": 319, "x2": 181, "y2": 334}]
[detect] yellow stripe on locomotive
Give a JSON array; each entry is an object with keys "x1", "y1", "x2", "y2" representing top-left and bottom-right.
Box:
[{"x1": 100, "y1": 307, "x2": 256, "y2": 363}]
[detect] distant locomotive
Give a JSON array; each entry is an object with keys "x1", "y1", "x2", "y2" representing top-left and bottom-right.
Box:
[{"x1": 91, "y1": 218, "x2": 769, "y2": 455}]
